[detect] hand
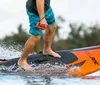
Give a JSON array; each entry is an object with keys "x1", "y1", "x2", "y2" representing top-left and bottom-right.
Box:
[
  {"x1": 40, "y1": 18, "x2": 48, "y2": 25},
  {"x1": 36, "y1": 18, "x2": 48, "y2": 30}
]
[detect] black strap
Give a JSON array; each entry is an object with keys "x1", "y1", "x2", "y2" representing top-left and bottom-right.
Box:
[
  {"x1": 39, "y1": 16, "x2": 45, "y2": 22},
  {"x1": 0, "y1": 59, "x2": 7, "y2": 61}
]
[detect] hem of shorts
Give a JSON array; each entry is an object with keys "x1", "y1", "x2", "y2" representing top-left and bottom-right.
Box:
[
  {"x1": 48, "y1": 21, "x2": 56, "y2": 26},
  {"x1": 29, "y1": 32, "x2": 43, "y2": 36}
]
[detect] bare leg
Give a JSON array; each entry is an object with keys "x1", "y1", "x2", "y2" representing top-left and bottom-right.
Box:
[
  {"x1": 18, "y1": 36, "x2": 41, "y2": 72},
  {"x1": 43, "y1": 24, "x2": 61, "y2": 58}
]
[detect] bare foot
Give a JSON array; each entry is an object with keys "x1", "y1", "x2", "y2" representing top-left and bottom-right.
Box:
[
  {"x1": 43, "y1": 50, "x2": 61, "y2": 58},
  {"x1": 18, "y1": 60, "x2": 34, "y2": 72}
]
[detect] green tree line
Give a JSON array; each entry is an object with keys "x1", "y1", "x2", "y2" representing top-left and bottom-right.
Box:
[{"x1": 0, "y1": 17, "x2": 100, "y2": 52}]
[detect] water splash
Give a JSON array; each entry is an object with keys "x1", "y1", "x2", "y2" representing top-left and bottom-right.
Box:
[
  {"x1": 0, "y1": 44, "x2": 69, "y2": 76},
  {"x1": 0, "y1": 44, "x2": 21, "y2": 59}
]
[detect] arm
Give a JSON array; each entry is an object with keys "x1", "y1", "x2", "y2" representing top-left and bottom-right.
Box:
[
  {"x1": 36, "y1": 0, "x2": 45, "y2": 19},
  {"x1": 36, "y1": 0, "x2": 47, "y2": 25}
]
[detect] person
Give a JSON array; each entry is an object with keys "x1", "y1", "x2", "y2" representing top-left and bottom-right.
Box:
[{"x1": 18, "y1": 0, "x2": 61, "y2": 72}]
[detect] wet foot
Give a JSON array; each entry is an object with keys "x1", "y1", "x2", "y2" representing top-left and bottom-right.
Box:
[
  {"x1": 18, "y1": 60, "x2": 34, "y2": 72},
  {"x1": 43, "y1": 50, "x2": 61, "y2": 58}
]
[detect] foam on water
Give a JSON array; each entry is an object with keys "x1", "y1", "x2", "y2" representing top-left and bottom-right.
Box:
[
  {"x1": 0, "y1": 44, "x2": 69, "y2": 75},
  {"x1": 0, "y1": 45, "x2": 21, "y2": 59}
]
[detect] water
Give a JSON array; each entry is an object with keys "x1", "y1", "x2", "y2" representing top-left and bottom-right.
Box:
[
  {"x1": 0, "y1": 74, "x2": 100, "y2": 85},
  {"x1": 0, "y1": 45, "x2": 100, "y2": 85}
]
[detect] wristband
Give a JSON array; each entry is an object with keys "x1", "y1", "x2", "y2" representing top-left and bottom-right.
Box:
[{"x1": 36, "y1": 17, "x2": 48, "y2": 30}]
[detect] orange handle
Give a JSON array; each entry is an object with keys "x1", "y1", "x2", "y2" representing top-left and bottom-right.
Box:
[{"x1": 36, "y1": 22, "x2": 48, "y2": 30}]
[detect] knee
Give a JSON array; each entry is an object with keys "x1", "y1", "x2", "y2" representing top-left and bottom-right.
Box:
[
  {"x1": 54, "y1": 24, "x2": 57, "y2": 29},
  {"x1": 48, "y1": 24, "x2": 57, "y2": 33}
]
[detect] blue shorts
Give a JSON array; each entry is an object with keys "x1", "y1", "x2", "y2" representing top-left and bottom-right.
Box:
[{"x1": 26, "y1": 7, "x2": 56, "y2": 36}]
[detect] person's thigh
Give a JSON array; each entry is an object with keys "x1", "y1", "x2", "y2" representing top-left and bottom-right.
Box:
[
  {"x1": 45, "y1": 7, "x2": 56, "y2": 27},
  {"x1": 26, "y1": 9, "x2": 43, "y2": 36}
]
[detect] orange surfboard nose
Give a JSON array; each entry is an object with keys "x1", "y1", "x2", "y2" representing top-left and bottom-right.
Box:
[{"x1": 63, "y1": 48, "x2": 100, "y2": 76}]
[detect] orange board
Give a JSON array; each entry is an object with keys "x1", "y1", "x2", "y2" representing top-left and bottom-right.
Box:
[{"x1": 61, "y1": 46, "x2": 100, "y2": 76}]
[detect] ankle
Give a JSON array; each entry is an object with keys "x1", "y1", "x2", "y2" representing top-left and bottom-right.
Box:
[
  {"x1": 18, "y1": 59, "x2": 27, "y2": 64},
  {"x1": 43, "y1": 48, "x2": 51, "y2": 52}
]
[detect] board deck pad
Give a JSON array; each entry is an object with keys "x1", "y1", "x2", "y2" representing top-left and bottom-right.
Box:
[{"x1": 0, "y1": 45, "x2": 100, "y2": 76}]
